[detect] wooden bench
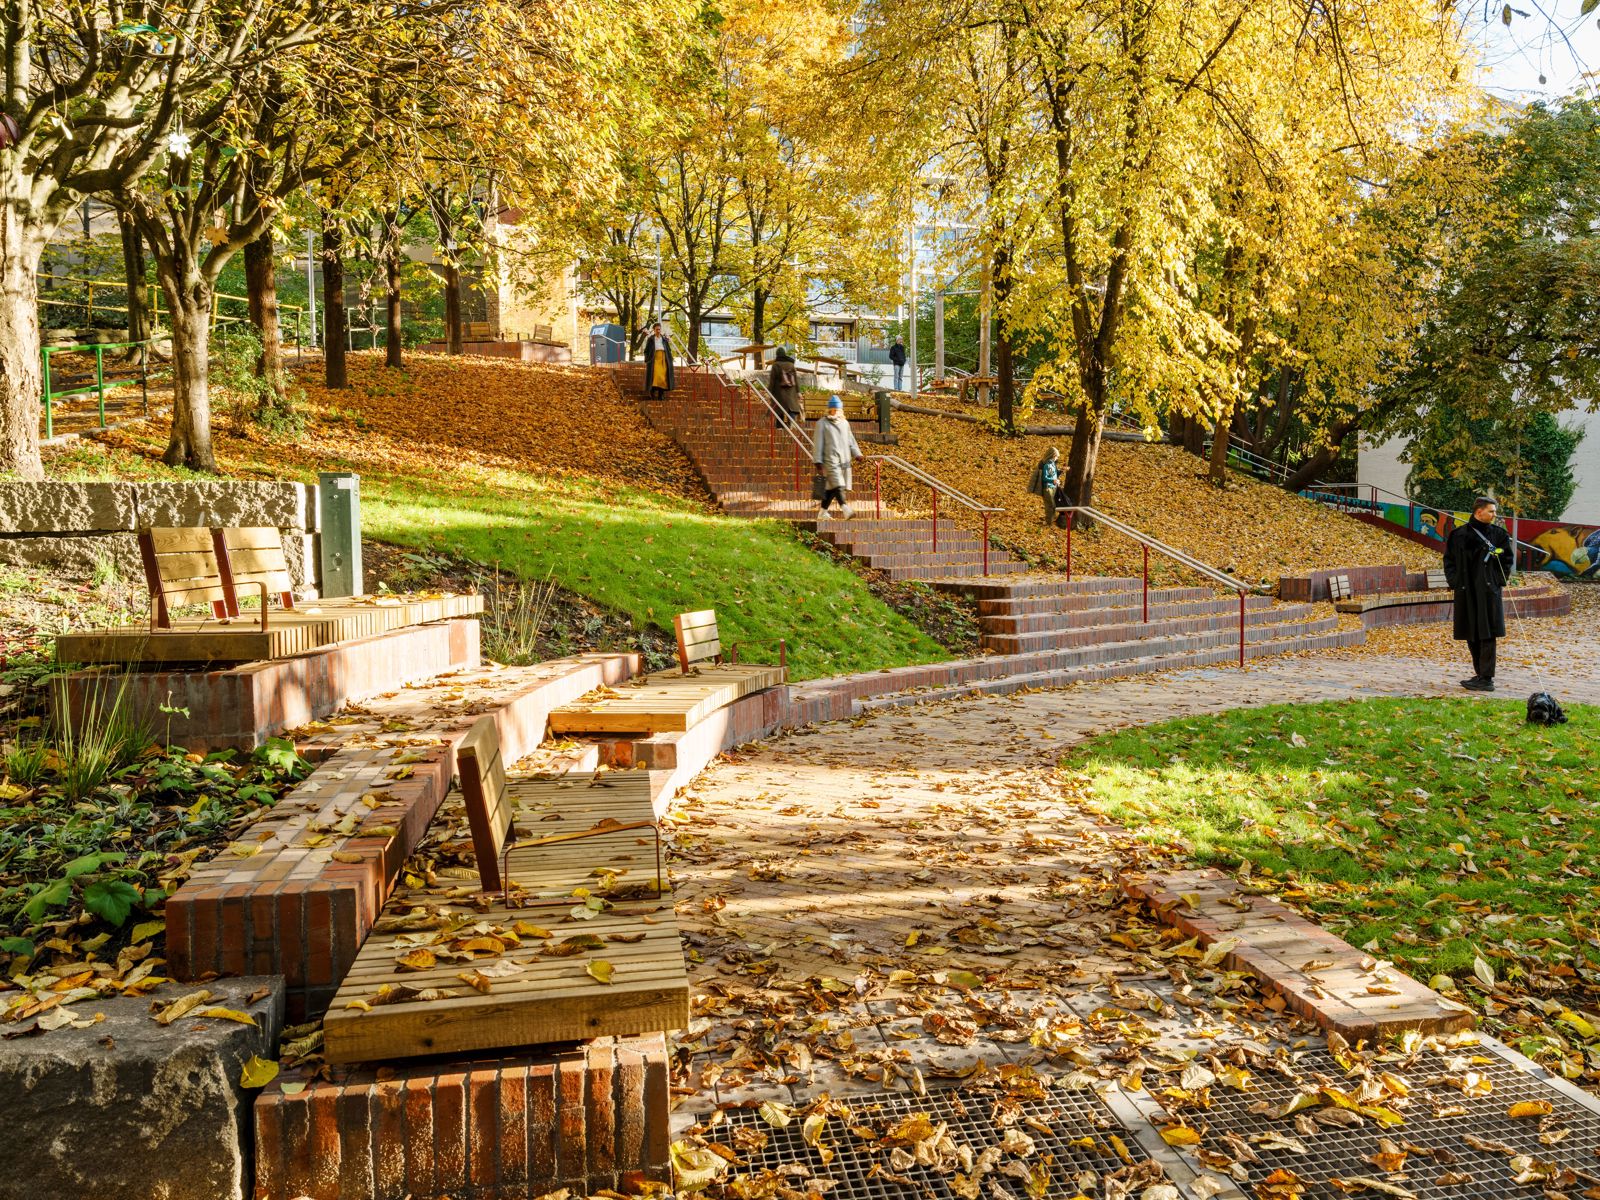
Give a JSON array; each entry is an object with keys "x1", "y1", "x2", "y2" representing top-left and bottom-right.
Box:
[
  {"x1": 321, "y1": 718, "x2": 688, "y2": 1064},
  {"x1": 674, "y1": 607, "x2": 785, "y2": 674},
  {"x1": 800, "y1": 394, "x2": 876, "y2": 423},
  {"x1": 139, "y1": 526, "x2": 267, "y2": 631},
  {"x1": 212, "y1": 526, "x2": 297, "y2": 618}
]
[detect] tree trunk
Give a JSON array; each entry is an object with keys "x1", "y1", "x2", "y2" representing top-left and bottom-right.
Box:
[
  {"x1": 384, "y1": 215, "x2": 404, "y2": 369},
  {"x1": 686, "y1": 297, "x2": 702, "y2": 359},
  {"x1": 443, "y1": 262, "x2": 463, "y2": 354},
  {"x1": 322, "y1": 213, "x2": 347, "y2": 388},
  {"x1": 0, "y1": 209, "x2": 46, "y2": 480},
  {"x1": 995, "y1": 323, "x2": 1017, "y2": 435},
  {"x1": 159, "y1": 267, "x2": 218, "y2": 472},
  {"x1": 118, "y1": 210, "x2": 149, "y2": 348},
  {"x1": 244, "y1": 231, "x2": 285, "y2": 407},
  {"x1": 1061, "y1": 404, "x2": 1105, "y2": 527},
  {"x1": 1208, "y1": 410, "x2": 1231, "y2": 484},
  {"x1": 752, "y1": 289, "x2": 766, "y2": 349}
]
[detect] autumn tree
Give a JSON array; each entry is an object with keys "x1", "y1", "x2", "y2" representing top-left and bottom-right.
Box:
[{"x1": 0, "y1": 0, "x2": 345, "y2": 478}]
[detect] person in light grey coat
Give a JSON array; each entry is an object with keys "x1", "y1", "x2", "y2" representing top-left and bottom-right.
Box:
[{"x1": 812, "y1": 395, "x2": 863, "y2": 518}]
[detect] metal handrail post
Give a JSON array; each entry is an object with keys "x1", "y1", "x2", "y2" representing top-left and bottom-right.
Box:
[
  {"x1": 95, "y1": 344, "x2": 106, "y2": 427},
  {"x1": 875, "y1": 460, "x2": 882, "y2": 519},
  {"x1": 1142, "y1": 544, "x2": 1149, "y2": 623},
  {"x1": 1064, "y1": 519, "x2": 1071, "y2": 581},
  {"x1": 42, "y1": 349, "x2": 53, "y2": 440},
  {"x1": 931, "y1": 488, "x2": 938, "y2": 552},
  {"x1": 1239, "y1": 592, "x2": 1246, "y2": 668},
  {"x1": 982, "y1": 513, "x2": 990, "y2": 576}
]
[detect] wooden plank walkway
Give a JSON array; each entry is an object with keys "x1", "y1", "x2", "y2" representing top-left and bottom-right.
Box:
[
  {"x1": 321, "y1": 771, "x2": 688, "y2": 1065},
  {"x1": 55, "y1": 593, "x2": 483, "y2": 663},
  {"x1": 547, "y1": 665, "x2": 784, "y2": 734}
]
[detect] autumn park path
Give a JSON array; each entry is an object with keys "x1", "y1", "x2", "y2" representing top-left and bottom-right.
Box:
[{"x1": 665, "y1": 644, "x2": 1600, "y2": 1199}]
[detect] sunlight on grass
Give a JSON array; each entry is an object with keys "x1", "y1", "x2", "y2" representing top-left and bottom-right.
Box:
[{"x1": 1063, "y1": 697, "x2": 1598, "y2": 982}]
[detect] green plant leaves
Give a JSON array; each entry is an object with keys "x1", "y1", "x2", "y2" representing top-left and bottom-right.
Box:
[
  {"x1": 64, "y1": 851, "x2": 125, "y2": 879},
  {"x1": 82, "y1": 879, "x2": 142, "y2": 927},
  {"x1": 22, "y1": 877, "x2": 72, "y2": 921}
]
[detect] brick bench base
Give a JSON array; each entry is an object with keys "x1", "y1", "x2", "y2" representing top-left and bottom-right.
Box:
[
  {"x1": 58, "y1": 617, "x2": 481, "y2": 753},
  {"x1": 253, "y1": 1035, "x2": 669, "y2": 1200}
]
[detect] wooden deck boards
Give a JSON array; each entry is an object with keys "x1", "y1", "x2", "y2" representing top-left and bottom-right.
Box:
[
  {"x1": 547, "y1": 664, "x2": 784, "y2": 734},
  {"x1": 321, "y1": 770, "x2": 687, "y2": 1065},
  {"x1": 54, "y1": 593, "x2": 484, "y2": 664}
]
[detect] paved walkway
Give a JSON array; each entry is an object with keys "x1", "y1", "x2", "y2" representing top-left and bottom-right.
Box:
[{"x1": 665, "y1": 633, "x2": 1600, "y2": 1196}]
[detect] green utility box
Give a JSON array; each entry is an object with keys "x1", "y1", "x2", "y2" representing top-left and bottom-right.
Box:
[{"x1": 317, "y1": 472, "x2": 363, "y2": 597}]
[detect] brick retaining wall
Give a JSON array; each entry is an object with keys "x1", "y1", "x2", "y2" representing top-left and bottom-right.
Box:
[
  {"x1": 1278, "y1": 564, "x2": 1422, "y2": 602},
  {"x1": 253, "y1": 1035, "x2": 669, "y2": 1200}
]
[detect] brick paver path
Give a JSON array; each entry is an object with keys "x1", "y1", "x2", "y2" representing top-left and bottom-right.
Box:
[{"x1": 667, "y1": 631, "x2": 1600, "y2": 1192}]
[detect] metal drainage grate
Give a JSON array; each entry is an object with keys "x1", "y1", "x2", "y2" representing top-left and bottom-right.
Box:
[
  {"x1": 705, "y1": 1084, "x2": 1152, "y2": 1200},
  {"x1": 1197, "y1": 1049, "x2": 1600, "y2": 1199}
]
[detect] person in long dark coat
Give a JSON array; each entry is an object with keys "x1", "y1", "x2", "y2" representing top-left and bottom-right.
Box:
[
  {"x1": 768, "y1": 347, "x2": 802, "y2": 425},
  {"x1": 1443, "y1": 496, "x2": 1514, "y2": 691},
  {"x1": 642, "y1": 322, "x2": 674, "y2": 399}
]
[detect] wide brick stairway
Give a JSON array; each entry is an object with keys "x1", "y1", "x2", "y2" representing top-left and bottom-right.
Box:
[{"x1": 610, "y1": 362, "x2": 1362, "y2": 679}]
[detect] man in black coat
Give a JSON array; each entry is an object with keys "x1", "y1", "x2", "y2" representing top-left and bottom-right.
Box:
[
  {"x1": 768, "y1": 347, "x2": 802, "y2": 425},
  {"x1": 1443, "y1": 496, "x2": 1514, "y2": 692},
  {"x1": 889, "y1": 338, "x2": 907, "y2": 391}
]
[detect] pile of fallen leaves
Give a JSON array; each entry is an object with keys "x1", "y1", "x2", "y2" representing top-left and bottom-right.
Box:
[
  {"x1": 70, "y1": 351, "x2": 710, "y2": 504},
  {"x1": 882, "y1": 409, "x2": 1431, "y2": 586}
]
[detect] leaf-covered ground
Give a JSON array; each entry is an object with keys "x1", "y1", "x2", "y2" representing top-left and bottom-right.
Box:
[
  {"x1": 884, "y1": 406, "x2": 1431, "y2": 586},
  {"x1": 1064, "y1": 697, "x2": 1600, "y2": 1081},
  {"x1": 43, "y1": 353, "x2": 955, "y2": 680}
]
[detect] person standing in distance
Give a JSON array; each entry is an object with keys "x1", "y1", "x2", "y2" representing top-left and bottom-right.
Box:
[
  {"x1": 643, "y1": 322, "x2": 674, "y2": 400},
  {"x1": 889, "y1": 337, "x2": 907, "y2": 392},
  {"x1": 1443, "y1": 496, "x2": 1513, "y2": 692}
]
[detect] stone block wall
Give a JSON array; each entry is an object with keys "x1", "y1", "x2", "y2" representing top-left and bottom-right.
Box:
[{"x1": 0, "y1": 480, "x2": 320, "y2": 591}]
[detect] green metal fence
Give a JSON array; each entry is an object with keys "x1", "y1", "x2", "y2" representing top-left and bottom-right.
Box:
[{"x1": 42, "y1": 339, "x2": 152, "y2": 440}]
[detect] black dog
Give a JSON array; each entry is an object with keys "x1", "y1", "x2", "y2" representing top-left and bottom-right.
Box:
[{"x1": 1527, "y1": 692, "x2": 1569, "y2": 726}]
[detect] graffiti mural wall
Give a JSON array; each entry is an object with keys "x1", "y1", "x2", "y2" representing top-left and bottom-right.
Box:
[{"x1": 1304, "y1": 491, "x2": 1600, "y2": 577}]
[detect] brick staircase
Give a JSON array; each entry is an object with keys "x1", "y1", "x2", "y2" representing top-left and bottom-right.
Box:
[
  {"x1": 619, "y1": 362, "x2": 1028, "y2": 580},
  {"x1": 607, "y1": 362, "x2": 1362, "y2": 676}
]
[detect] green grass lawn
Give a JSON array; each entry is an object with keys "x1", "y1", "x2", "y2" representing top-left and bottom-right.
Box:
[
  {"x1": 1063, "y1": 697, "x2": 1599, "y2": 985},
  {"x1": 359, "y1": 464, "x2": 949, "y2": 680}
]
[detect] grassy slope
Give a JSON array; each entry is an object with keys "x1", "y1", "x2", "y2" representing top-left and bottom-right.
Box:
[
  {"x1": 884, "y1": 405, "x2": 1432, "y2": 586},
  {"x1": 44, "y1": 353, "x2": 949, "y2": 680},
  {"x1": 1063, "y1": 697, "x2": 1597, "y2": 981}
]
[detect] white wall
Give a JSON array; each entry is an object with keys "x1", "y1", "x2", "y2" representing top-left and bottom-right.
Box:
[{"x1": 1359, "y1": 407, "x2": 1600, "y2": 523}]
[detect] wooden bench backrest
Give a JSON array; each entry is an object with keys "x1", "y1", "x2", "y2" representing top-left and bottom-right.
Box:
[
  {"x1": 1327, "y1": 573, "x2": 1354, "y2": 602},
  {"x1": 674, "y1": 609, "x2": 721, "y2": 673},
  {"x1": 212, "y1": 526, "x2": 296, "y2": 616},
  {"x1": 801, "y1": 396, "x2": 874, "y2": 419},
  {"x1": 1426, "y1": 567, "x2": 1448, "y2": 591},
  {"x1": 139, "y1": 527, "x2": 230, "y2": 628},
  {"x1": 457, "y1": 715, "x2": 512, "y2": 893}
]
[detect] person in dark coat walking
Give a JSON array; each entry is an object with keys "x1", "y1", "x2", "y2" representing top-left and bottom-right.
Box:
[
  {"x1": 889, "y1": 338, "x2": 907, "y2": 391},
  {"x1": 1443, "y1": 496, "x2": 1514, "y2": 691},
  {"x1": 768, "y1": 347, "x2": 802, "y2": 425},
  {"x1": 642, "y1": 322, "x2": 674, "y2": 400}
]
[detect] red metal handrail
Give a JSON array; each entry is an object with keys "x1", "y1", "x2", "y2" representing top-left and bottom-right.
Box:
[{"x1": 1058, "y1": 504, "x2": 1264, "y2": 668}]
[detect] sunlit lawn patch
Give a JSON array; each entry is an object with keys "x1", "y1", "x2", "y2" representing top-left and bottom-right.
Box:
[{"x1": 1064, "y1": 697, "x2": 1596, "y2": 984}]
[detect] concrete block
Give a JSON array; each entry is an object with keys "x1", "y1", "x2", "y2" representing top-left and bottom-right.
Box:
[
  {"x1": 0, "y1": 531, "x2": 142, "y2": 577},
  {"x1": 131, "y1": 481, "x2": 313, "y2": 531},
  {"x1": 0, "y1": 975, "x2": 285, "y2": 1200},
  {"x1": 0, "y1": 481, "x2": 138, "y2": 533}
]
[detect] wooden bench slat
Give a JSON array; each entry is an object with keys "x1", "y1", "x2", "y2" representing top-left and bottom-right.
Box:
[
  {"x1": 149, "y1": 527, "x2": 216, "y2": 553},
  {"x1": 458, "y1": 716, "x2": 512, "y2": 893}
]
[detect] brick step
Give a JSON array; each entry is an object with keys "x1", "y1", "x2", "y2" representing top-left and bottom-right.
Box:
[
  {"x1": 821, "y1": 528, "x2": 990, "y2": 552},
  {"x1": 979, "y1": 611, "x2": 1335, "y2": 655},
  {"x1": 851, "y1": 627, "x2": 1365, "y2": 713},
  {"x1": 941, "y1": 574, "x2": 1147, "y2": 600},
  {"x1": 881, "y1": 560, "x2": 1032, "y2": 580},
  {"x1": 983, "y1": 595, "x2": 1298, "y2": 634},
  {"x1": 968, "y1": 584, "x2": 1218, "y2": 612},
  {"x1": 860, "y1": 548, "x2": 1008, "y2": 570}
]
